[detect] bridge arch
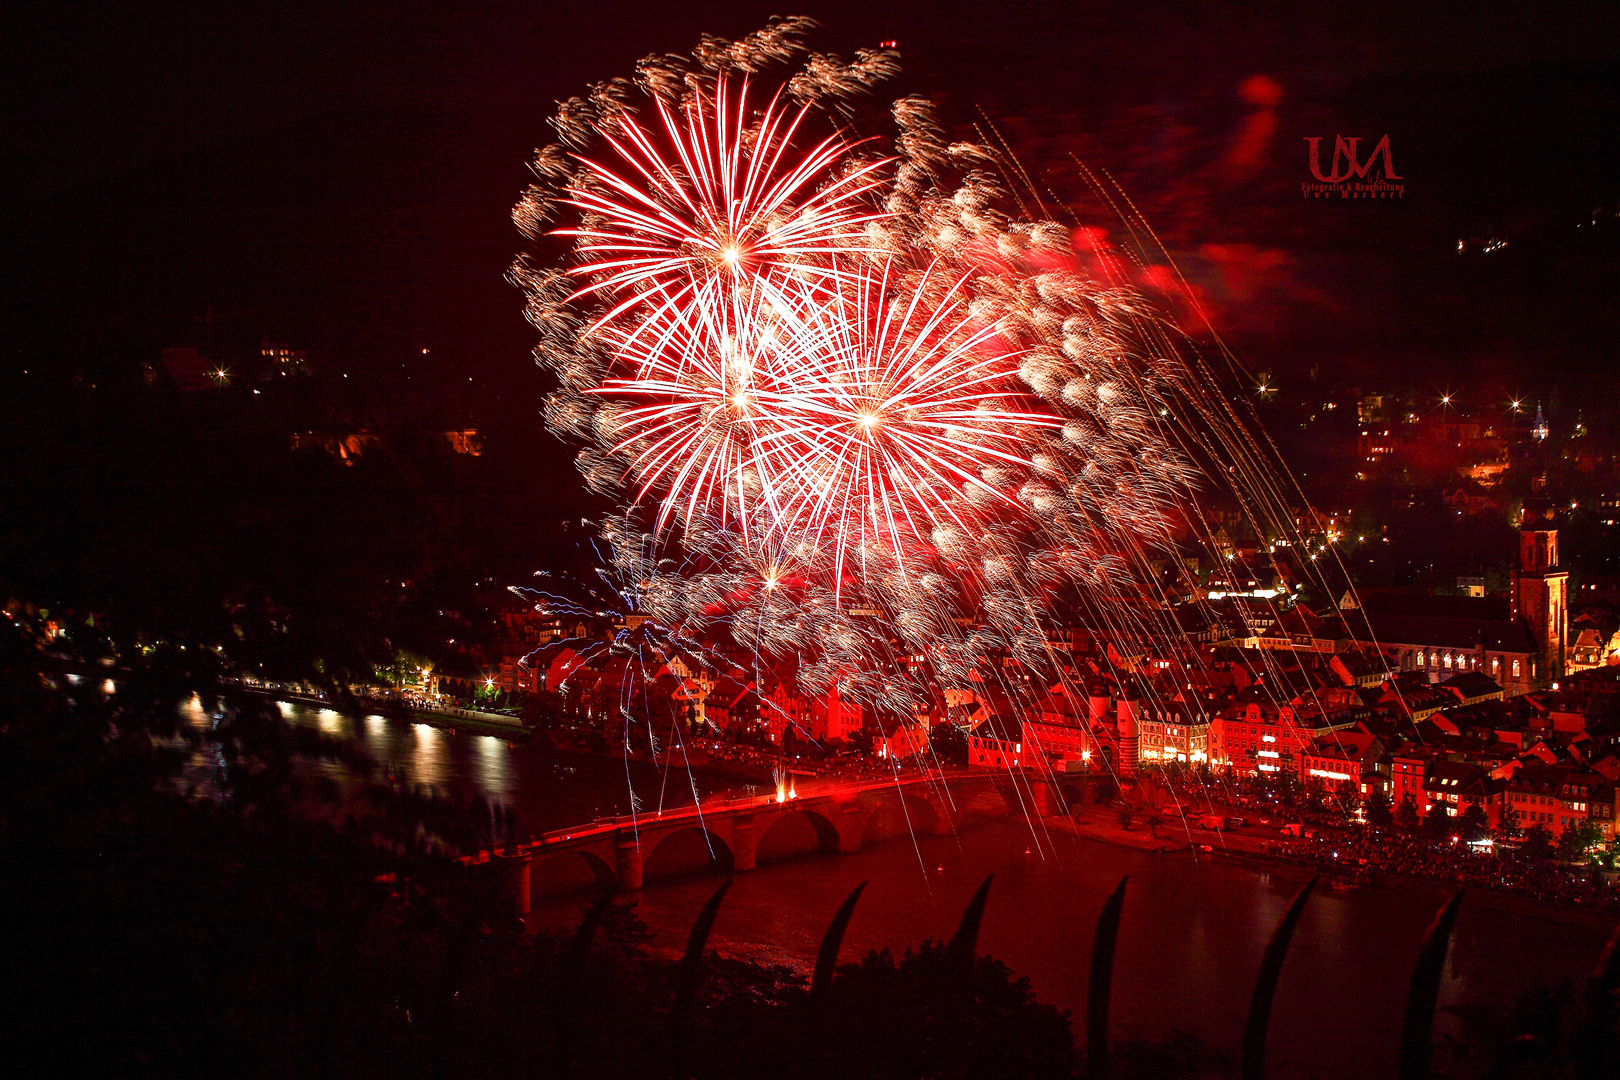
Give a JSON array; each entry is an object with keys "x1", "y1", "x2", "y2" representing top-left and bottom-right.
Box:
[
  {"x1": 530, "y1": 847, "x2": 617, "y2": 899},
  {"x1": 960, "y1": 787, "x2": 1014, "y2": 818},
  {"x1": 643, "y1": 826, "x2": 734, "y2": 883},
  {"x1": 755, "y1": 807, "x2": 843, "y2": 863},
  {"x1": 860, "y1": 791, "x2": 948, "y2": 845}
]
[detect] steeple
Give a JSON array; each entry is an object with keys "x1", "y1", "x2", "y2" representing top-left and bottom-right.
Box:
[{"x1": 1511, "y1": 500, "x2": 1567, "y2": 684}]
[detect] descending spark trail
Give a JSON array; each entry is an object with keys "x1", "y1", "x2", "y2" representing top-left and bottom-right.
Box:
[{"x1": 509, "y1": 17, "x2": 1371, "y2": 873}]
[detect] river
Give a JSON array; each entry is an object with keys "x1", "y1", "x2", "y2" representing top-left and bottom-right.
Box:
[
  {"x1": 258, "y1": 698, "x2": 733, "y2": 828},
  {"x1": 268, "y1": 700, "x2": 1609, "y2": 1078}
]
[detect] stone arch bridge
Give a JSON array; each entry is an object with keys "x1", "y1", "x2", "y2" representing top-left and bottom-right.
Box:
[{"x1": 496, "y1": 770, "x2": 1061, "y2": 899}]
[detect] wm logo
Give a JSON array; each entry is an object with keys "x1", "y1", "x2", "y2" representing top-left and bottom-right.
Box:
[{"x1": 1305, "y1": 136, "x2": 1402, "y2": 183}]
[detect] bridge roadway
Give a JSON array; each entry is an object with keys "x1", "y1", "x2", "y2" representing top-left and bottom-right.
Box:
[{"x1": 490, "y1": 769, "x2": 1060, "y2": 903}]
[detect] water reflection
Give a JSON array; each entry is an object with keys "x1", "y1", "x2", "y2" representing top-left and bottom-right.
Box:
[
  {"x1": 182, "y1": 693, "x2": 210, "y2": 729},
  {"x1": 411, "y1": 723, "x2": 446, "y2": 787},
  {"x1": 475, "y1": 734, "x2": 514, "y2": 803},
  {"x1": 269, "y1": 700, "x2": 718, "y2": 832}
]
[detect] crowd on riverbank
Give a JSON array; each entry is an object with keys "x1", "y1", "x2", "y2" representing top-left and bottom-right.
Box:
[
  {"x1": 1269, "y1": 830, "x2": 1620, "y2": 913},
  {"x1": 683, "y1": 740, "x2": 940, "y2": 790}
]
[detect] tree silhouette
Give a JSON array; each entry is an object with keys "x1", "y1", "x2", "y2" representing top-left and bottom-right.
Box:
[
  {"x1": 1423, "y1": 802, "x2": 1455, "y2": 837},
  {"x1": 1521, "y1": 823, "x2": 1555, "y2": 861},
  {"x1": 928, "y1": 723, "x2": 970, "y2": 767},
  {"x1": 1367, "y1": 789, "x2": 1394, "y2": 829},
  {"x1": 1495, "y1": 804, "x2": 1523, "y2": 842},
  {"x1": 1557, "y1": 821, "x2": 1601, "y2": 863},
  {"x1": 1397, "y1": 793, "x2": 1420, "y2": 830}
]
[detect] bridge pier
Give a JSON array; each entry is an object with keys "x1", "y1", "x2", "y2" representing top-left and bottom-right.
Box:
[
  {"x1": 832, "y1": 805, "x2": 865, "y2": 853},
  {"x1": 918, "y1": 795, "x2": 956, "y2": 836},
  {"x1": 1027, "y1": 780, "x2": 1053, "y2": 818},
  {"x1": 615, "y1": 834, "x2": 643, "y2": 891},
  {"x1": 498, "y1": 851, "x2": 533, "y2": 915},
  {"x1": 731, "y1": 813, "x2": 757, "y2": 872}
]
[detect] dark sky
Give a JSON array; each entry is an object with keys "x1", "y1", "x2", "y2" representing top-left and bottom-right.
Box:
[{"x1": 3, "y1": 0, "x2": 1617, "y2": 408}]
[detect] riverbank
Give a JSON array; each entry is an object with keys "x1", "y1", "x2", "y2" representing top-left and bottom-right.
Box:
[
  {"x1": 1043, "y1": 806, "x2": 1181, "y2": 852},
  {"x1": 1040, "y1": 806, "x2": 1618, "y2": 929},
  {"x1": 1203, "y1": 846, "x2": 1619, "y2": 931},
  {"x1": 412, "y1": 707, "x2": 530, "y2": 739},
  {"x1": 240, "y1": 686, "x2": 533, "y2": 740}
]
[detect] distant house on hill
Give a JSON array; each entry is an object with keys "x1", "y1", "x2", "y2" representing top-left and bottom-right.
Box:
[{"x1": 1569, "y1": 628, "x2": 1607, "y2": 672}]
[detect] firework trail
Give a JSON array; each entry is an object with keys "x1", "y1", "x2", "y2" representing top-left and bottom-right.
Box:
[{"x1": 511, "y1": 17, "x2": 1361, "y2": 855}]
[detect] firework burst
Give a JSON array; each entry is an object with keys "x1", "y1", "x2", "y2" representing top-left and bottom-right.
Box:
[
  {"x1": 512, "y1": 17, "x2": 1346, "y2": 828},
  {"x1": 556, "y1": 73, "x2": 891, "y2": 324}
]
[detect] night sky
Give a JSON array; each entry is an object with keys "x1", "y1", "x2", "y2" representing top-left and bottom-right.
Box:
[{"x1": 3, "y1": 1, "x2": 1617, "y2": 409}]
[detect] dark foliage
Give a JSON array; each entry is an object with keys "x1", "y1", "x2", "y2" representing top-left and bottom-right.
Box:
[
  {"x1": 928, "y1": 722, "x2": 969, "y2": 766},
  {"x1": 1401, "y1": 890, "x2": 1465, "y2": 1080},
  {"x1": 1521, "y1": 824, "x2": 1556, "y2": 862},
  {"x1": 1086, "y1": 875, "x2": 1129, "y2": 1071},
  {"x1": 1367, "y1": 789, "x2": 1394, "y2": 829},
  {"x1": 798, "y1": 943, "x2": 1079, "y2": 1080},
  {"x1": 0, "y1": 379, "x2": 598, "y2": 690}
]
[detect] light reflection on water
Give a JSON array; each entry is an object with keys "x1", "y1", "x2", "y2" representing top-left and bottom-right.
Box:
[
  {"x1": 272, "y1": 701, "x2": 714, "y2": 831},
  {"x1": 476, "y1": 730, "x2": 513, "y2": 795},
  {"x1": 181, "y1": 693, "x2": 210, "y2": 729},
  {"x1": 410, "y1": 723, "x2": 447, "y2": 788}
]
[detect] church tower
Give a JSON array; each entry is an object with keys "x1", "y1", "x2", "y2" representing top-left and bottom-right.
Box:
[{"x1": 1511, "y1": 519, "x2": 1568, "y2": 683}]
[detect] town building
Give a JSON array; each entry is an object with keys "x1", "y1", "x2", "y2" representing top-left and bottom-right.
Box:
[
  {"x1": 1390, "y1": 747, "x2": 1438, "y2": 816},
  {"x1": 1299, "y1": 732, "x2": 1385, "y2": 795},
  {"x1": 1211, "y1": 701, "x2": 1358, "y2": 775},
  {"x1": 966, "y1": 729, "x2": 1023, "y2": 769},
  {"x1": 1503, "y1": 765, "x2": 1604, "y2": 837},
  {"x1": 1422, "y1": 760, "x2": 1501, "y2": 826},
  {"x1": 1134, "y1": 701, "x2": 1212, "y2": 765},
  {"x1": 808, "y1": 687, "x2": 864, "y2": 744},
  {"x1": 1348, "y1": 598, "x2": 1541, "y2": 696},
  {"x1": 1019, "y1": 690, "x2": 1096, "y2": 768}
]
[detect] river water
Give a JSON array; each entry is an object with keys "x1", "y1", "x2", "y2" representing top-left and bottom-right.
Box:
[
  {"x1": 271, "y1": 701, "x2": 1609, "y2": 1078},
  {"x1": 263, "y1": 700, "x2": 726, "y2": 828}
]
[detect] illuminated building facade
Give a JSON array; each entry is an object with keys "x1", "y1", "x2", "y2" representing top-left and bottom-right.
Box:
[
  {"x1": 1212, "y1": 701, "x2": 1359, "y2": 775},
  {"x1": 1299, "y1": 732, "x2": 1385, "y2": 795},
  {"x1": 1134, "y1": 702, "x2": 1211, "y2": 764}
]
